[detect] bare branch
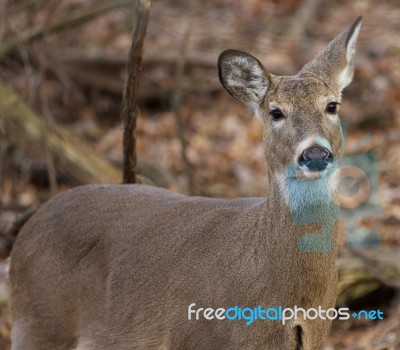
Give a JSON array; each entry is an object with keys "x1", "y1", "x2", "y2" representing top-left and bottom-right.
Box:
[
  {"x1": 122, "y1": 0, "x2": 151, "y2": 184},
  {"x1": 171, "y1": 11, "x2": 195, "y2": 194},
  {"x1": 34, "y1": 46, "x2": 59, "y2": 195}
]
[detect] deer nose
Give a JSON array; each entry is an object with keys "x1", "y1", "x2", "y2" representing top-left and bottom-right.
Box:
[{"x1": 298, "y1": 145, "x2": 333, "y2": 171}]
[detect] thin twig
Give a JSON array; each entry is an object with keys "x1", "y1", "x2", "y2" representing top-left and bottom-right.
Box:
[
  {"x1": 34, "y1": 45, "x2": 59, "y2": 195},
  {"x1": 171, "y1": 9, "x2": 195, "y2": 194},
  {"x1": 122, "y1": 0, "x2": 151, "y2": 184},
  {"x1": 0, "y1": 0, "x2": 132, "y2": 59}
]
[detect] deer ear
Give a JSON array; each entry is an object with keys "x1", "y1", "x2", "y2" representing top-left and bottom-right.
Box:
[
  {"x1": 218, "y1": 50, "x2": 269, "y2": 115},
  {"x1": 300, "y1": 17, "x2": 362, "y2": 92}
]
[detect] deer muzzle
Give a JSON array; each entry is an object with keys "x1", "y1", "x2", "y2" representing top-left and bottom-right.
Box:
[{"x1": 298, "y1": 145, "x2": 334, "y2": 171}]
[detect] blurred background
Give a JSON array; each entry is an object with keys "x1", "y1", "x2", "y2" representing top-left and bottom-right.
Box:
[{"x1": 0, "y1": 0, "x2": 399, "y2": 349}]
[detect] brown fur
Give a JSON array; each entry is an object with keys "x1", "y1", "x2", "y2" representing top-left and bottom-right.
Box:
[{"x1": 9, "y1": 18, "x2": 362, "y2": 350}]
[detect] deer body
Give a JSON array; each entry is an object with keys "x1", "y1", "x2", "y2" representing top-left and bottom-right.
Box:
[{"x1": 10, "y1": 18, "x2": 362, "y2": 350}]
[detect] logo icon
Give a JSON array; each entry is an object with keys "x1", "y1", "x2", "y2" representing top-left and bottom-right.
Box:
[{"x1": 287, "y1": 124, "x2": 382, "y2": 252}]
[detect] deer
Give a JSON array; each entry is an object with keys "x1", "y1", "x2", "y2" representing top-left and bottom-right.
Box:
[{"x1": 9, "y1": 17, "x2": 362, "y2": 350}]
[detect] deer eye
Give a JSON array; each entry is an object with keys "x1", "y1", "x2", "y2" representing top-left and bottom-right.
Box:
[
  {"x1": 270, "y1": 109, "x2": 285, "y2": 121},
  {"x1": 326, "y1": 102, "x2": 339, "y2": 114}
]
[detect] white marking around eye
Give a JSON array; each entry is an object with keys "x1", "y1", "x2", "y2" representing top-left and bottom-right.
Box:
[
  {"x1": 272, "y1": 118, "x2": 285, "y2": 129},
  {"x1": 327, "y1": 113, "x2": 339, "y2": 123},
  {"x1": 269, "y1": 102, "x2": 287, "y2": 128}
]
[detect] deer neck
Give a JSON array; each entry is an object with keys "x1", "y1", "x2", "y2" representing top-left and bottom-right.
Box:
[
  {"x1": 239, "y1": 169, "x2": 340, "y2": 303},
  {"x1": 261, "y1": 167, "x2": 340, "y2": 253}
]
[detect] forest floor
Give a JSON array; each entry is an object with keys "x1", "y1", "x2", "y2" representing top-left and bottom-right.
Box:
[{"x1": 0, "y1": 0, "x2": 399, "y2": 349}]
